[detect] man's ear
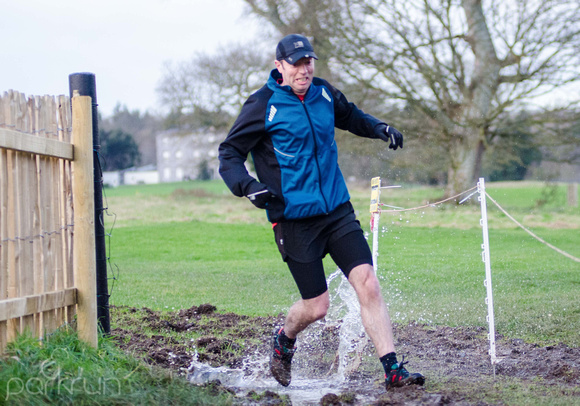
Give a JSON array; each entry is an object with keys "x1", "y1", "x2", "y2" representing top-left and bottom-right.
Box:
[{"x1": 274, "y1": 59, "x2": 284, "y2": 74}]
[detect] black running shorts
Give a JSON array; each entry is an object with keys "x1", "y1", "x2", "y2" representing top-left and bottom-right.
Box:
[{"x1": 272, "y1": 201, "x2": 373, "y2": 299}]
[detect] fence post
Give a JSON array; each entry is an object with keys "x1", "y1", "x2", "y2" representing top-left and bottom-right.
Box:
[
  {"x1": 69, "y1": 73, "x2": 110, "y2": 335},
  {"x1": 71, "y1": 95, "x2": 98, "y2": 348},
  {"x1": 369, "y1": 177, "x2": 381, "y2": 273},
  {"x1": 478, "y1": 178, "x2": 498, "y2": 371}
]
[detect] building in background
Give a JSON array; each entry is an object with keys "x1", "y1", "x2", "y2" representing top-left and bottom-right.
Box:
[
  {"x1": 103, "y1": 164, "x2": 159, "y2": 187},
  {"x1": 156, "y1": 129, "x2": 223, "y2": 182}
]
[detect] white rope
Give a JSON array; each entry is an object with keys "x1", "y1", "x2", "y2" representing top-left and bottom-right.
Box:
[
  {"x1": 376, "y1": 183, "x2": 579, "y2": 263},
  {"x1": 379, "y1": 186, "x2": 478, "y2": 213},
  {"x1": 485, "y1": 192, "x2": 580, "y2": 264}
]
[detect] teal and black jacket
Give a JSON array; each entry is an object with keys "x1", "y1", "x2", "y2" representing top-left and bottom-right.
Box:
[{"x1": 219, "y1": 69, "x2": 386, "y2": 223}]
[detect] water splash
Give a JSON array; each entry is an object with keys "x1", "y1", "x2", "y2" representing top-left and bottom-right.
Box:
[
  {"x1": 187, "y1": 268, "x2": 374, "y2": 405},
  {"x1": 325, "y1": 270, "x2": 369, "y2": 380}
]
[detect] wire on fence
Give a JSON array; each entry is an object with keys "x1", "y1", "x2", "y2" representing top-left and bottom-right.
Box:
[
  {"x1": 96, "y1": 150, "x2": 119, "y2": 299},
  {"x1": 379, "y1": 186, "x2": 478, "y2": 213},
  {"x1": 0, "y1": 224, "x2": 74, "y2": 245},
  {"x1": 0, "y1": 122, "x2": 72, "y2": 138},
  {"x1": 373, "y1": 182, "x2": 579, "y2": 264},
  {"x1": 485, "y1": 192, "x2": 580, "y2": 264}
]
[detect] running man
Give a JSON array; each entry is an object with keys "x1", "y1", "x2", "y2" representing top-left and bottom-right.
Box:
[{"x1": 218, "y1": 34, "x2": 425, "y2": 390}]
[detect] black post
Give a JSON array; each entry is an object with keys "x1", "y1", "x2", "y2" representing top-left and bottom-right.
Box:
[{"x1": 69, "y1": 72, "x2": 110, "y2": 335}]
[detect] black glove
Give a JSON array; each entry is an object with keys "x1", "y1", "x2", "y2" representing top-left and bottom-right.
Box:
[
  {"x1": 377, "y1": 124, "x2": 404, "y2": 150},
  {"x1": 246, "y1": 183, "x2": 276, "y2": 209}
]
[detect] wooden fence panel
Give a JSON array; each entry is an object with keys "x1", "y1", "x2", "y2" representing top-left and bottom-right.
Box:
[
  {"x1": 3, "y1": 93, "x2": 21, "y2": 343},
  {"x1": 0, "y1": 90, "x2": 91, "y2": 352},
  {"x1": 60, "y1": 95, "x2": 75, "y2": 325},
  {"x1": 0, "y1": 94, "x2": 8, "y2": 348}
]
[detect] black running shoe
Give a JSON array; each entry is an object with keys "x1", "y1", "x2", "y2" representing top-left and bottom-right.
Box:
[
  {"x1": 385, "y1": 356, "x2": 425, "y2": 390},
  {"x1": 270, "y1": 327, "x2": 296, "y2": 387}
]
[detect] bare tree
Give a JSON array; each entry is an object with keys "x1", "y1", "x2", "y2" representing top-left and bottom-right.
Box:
[
  {"x1": 332, "y1": 0, "x2": 580, "y2": 195},
  {"x1": 242, "y1": 0, "x2": 343, "y2": 81},
  {"x1": 156, "y1": 42, "x2": 272, "y2": 130}
]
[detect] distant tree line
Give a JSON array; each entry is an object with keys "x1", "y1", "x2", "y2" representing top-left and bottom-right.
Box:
[{"x1": 98, "y1": 105, "x2": 162, "y2": 171}]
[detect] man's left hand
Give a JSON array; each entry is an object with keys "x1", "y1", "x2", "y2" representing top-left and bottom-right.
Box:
[{"x1": 383, "y1": 125, "x2": 403, "y2": 150}]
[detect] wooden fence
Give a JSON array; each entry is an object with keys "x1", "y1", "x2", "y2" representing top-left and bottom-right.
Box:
[{"x1": 0, "y1": 90, "x2": 97, "y2": 352}]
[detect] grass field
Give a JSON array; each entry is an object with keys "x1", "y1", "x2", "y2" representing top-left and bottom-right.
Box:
[
  {"x1": 2, "y1": 179, "x2": 577, "y2": 405},
  {"x1": 105, "y1": 179, "x2": 580, "y2": 347}
]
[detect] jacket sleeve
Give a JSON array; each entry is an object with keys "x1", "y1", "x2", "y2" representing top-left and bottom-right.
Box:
[
  {"x1": 218, "y1": 90, "x2": 269, "y2": 198},
  {"x1": 320, "y1": 79, "x2": 387, "y2": 138}
]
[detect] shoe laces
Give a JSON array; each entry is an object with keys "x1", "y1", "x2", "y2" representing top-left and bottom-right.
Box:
[
  {"x1": 275, "y1": 346, "x2": 295, "y2": 362},
  {"x1": 388, "y1": 355, "x2": 410, "y2": 379},
  {"x1": 274, "y1": 334, "x2": 296, "y2": 361}
]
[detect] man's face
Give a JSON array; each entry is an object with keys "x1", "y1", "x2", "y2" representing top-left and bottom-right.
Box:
[{"x1": 275, "y1": 57, "x2": 315, "y2": 96}]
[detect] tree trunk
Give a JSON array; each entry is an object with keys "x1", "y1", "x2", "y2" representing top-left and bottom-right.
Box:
[
  {"x1": 445, "y1": 127, "x2": 484, "y2": 197},
  {"x1": 442, "y1": 0, "x2": 501, "y2": 197}
]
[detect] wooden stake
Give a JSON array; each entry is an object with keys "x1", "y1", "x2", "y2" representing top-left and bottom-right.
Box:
[{"x1": 71, "y1": 95, "x2": 98, "y2": 348}]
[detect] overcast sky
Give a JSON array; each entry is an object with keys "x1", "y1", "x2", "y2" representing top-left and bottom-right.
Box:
[
  {"x1": 3, "y1": 0, "x2": 576, "y2": 118},
  {"x1": 1, "y1": 0, "x2": 260, "y2": 117}
]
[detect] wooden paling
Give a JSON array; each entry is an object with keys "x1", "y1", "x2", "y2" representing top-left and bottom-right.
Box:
[{"x1": 0, "y1": 90, "x2": 97, "y2": 351}]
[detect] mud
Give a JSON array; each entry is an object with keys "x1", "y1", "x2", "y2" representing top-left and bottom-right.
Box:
[{"x1": 111, "y1": 304, "x2": 579, "y2": 405}]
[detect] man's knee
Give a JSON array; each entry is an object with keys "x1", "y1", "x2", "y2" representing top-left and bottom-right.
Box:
[
  {"x1": 349, "y1": 264, "x2": 382, "y2": 298},
  {"x1": 304, "y1": 292, "x2": 330, "y2": 321}
]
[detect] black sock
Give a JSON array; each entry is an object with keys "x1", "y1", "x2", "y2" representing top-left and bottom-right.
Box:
[
  {"x1": 278, "y1": 328, "x2": 296, "y2": 348},
  {"x1": 380, "y1": 352, "x2": 398, "y2": 374}
]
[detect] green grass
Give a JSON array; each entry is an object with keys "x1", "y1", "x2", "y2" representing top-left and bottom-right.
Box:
[
  {"x1": 3, "y1": 179, "x2": 578, "y2": 405},
  {"x1": 426, "y1": 375, "x2": 580, "y2": 406},
  {"x1": 109, "y1": 221, "x2": 297, "y2": 315},
  {"x1": 0, "y1": 328, "x2": 233, "y2": 405},
  {"x1": 104, "y1": 180, "x2": 231, "y2": 198},
  {"x1": 106, "y1": 180, "x2": 580, "y2": 346},
  {"x1": 377, "y1": 226, "x2": 580, "y2": 345},
  {"x1": 486, "y1": 181, "x2": 575, "y2": 209}
]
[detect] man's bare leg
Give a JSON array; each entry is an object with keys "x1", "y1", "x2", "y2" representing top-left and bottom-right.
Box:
[
  {"x1": 270, "y1": 291, "x2": 330, "y2": 386},
  {"x1": 283, "y1": 291, "x2": 330, "y2": 338},
  {"x1": 347, "y1": 263, "x2": 395, "y2": 356},
  {"x1": 348, "y1": 263, "x2": 425, "y2": 388}
]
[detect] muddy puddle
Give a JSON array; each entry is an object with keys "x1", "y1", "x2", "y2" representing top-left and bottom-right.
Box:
[
  {"x1": 185, "y1": 273, "x2": 380, "y2": 405},
  {"x1": 112, "y1": 271, "x2": 580, "y2": 405}
]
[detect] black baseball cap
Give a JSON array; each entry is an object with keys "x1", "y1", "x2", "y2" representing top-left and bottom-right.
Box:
[{"x1": 276, "y1": 34, "x2": 318, "y2": 65}]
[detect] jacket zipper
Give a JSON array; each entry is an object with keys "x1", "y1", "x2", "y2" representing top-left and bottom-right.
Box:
[{"x1": 300, "y1": 98, "x2": 329, "y2": 214}]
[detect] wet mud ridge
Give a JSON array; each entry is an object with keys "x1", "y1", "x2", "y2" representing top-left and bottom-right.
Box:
[{"x1": 111, "y1": 305, "x2": 579, "y2": 405}]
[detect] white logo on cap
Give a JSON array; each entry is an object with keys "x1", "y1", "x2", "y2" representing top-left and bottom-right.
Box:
[{"x1": 294, "y1": 41, "x2": 304, "y2": 49}]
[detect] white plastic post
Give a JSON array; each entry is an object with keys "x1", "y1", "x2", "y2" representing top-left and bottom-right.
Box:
[
  {"x1": 369, "y1": 177, "x2": 381, "y2": 273},
  {"x1": 478, "y1": 178, "x2": 498, "y2": 368}
]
